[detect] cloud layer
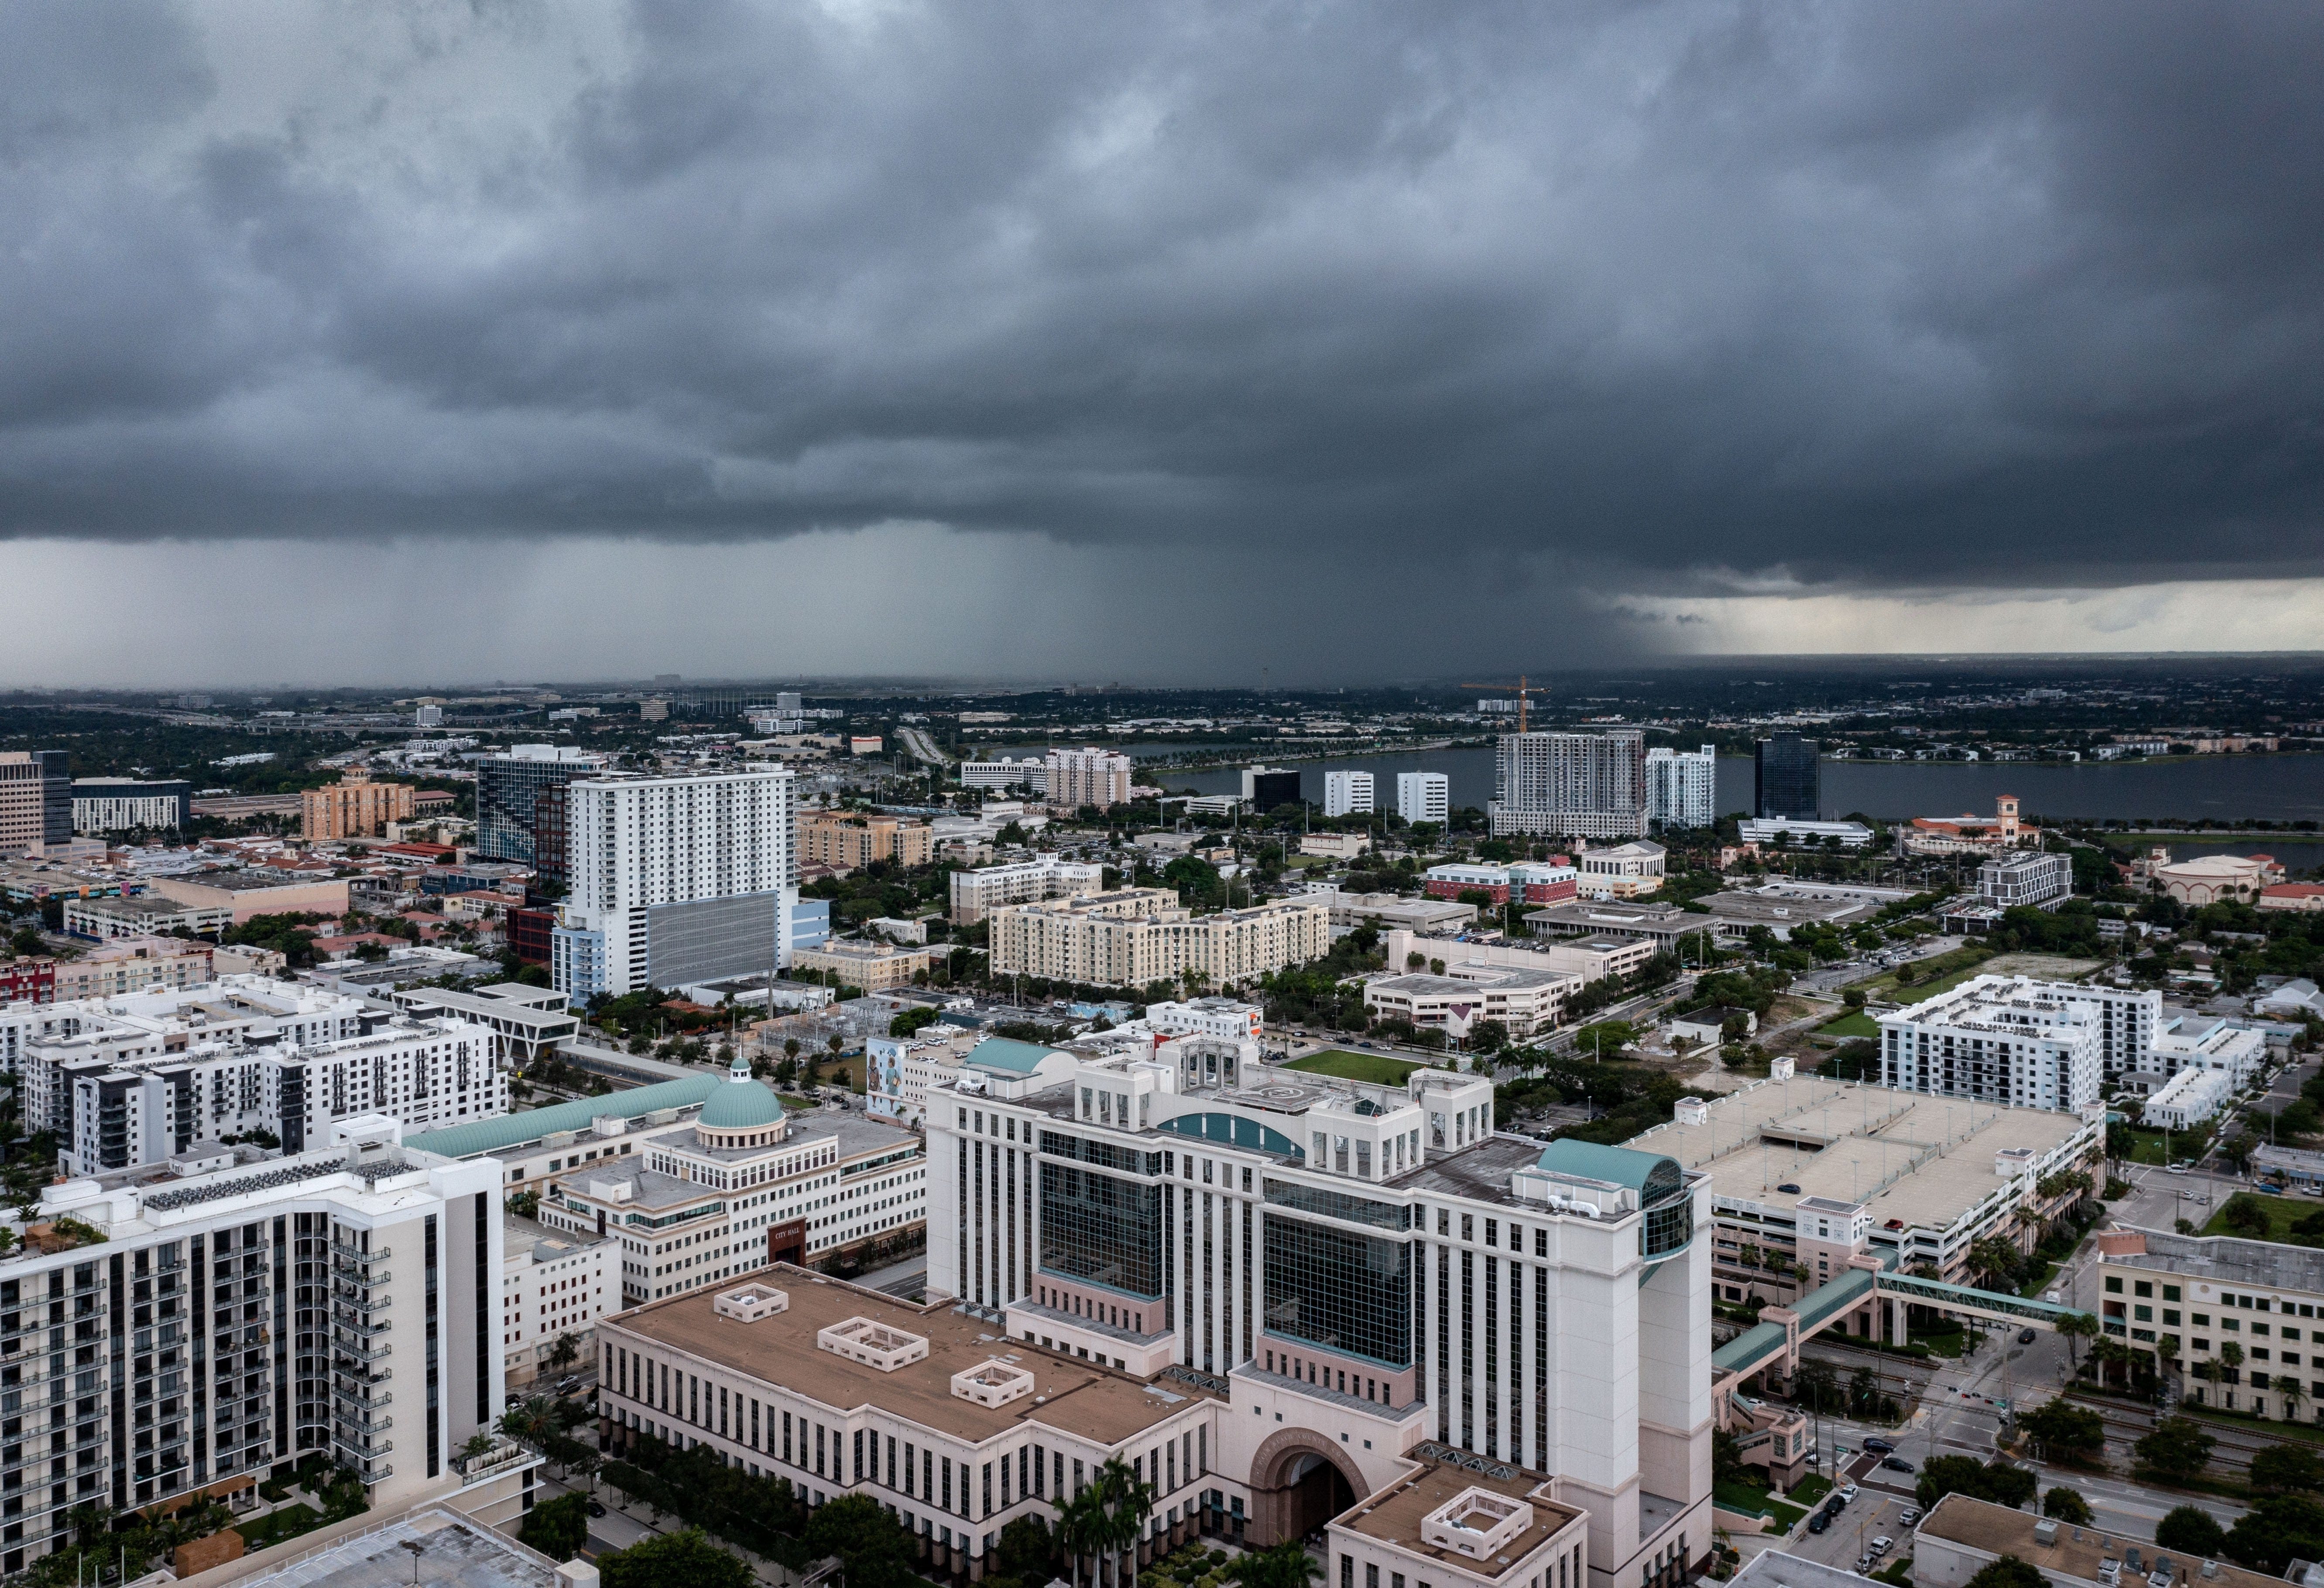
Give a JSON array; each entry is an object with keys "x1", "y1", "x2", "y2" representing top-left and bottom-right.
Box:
[{"x1": 2, "y1": 0, "x2": 2321, "y2": 664}]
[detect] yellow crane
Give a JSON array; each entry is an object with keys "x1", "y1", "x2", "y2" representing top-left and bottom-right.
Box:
[{"x1": 1460, "y1": 676, "x2": 1545, "y2": 734}]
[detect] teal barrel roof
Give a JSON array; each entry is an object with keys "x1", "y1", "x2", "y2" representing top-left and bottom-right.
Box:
[
  {"x1": 405, "y1": 1072, "x2": 722, "y2": 1160},
  {"x1": 1535, "y1": 1138, "x2": 1684, "y2": 1195},
  {"x1": 700, "y1": 1054, "x2": 788, "y2": 1130},
  {"x1": 964, "y1": 1037, "x2": 1063, "y2": 1075}
]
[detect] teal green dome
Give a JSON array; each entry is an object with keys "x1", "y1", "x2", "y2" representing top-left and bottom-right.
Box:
[{"x1": 699, "y1": 1056, "x2": 786, "y2": 1132}]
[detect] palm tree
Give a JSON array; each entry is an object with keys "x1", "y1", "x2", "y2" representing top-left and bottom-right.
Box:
[
  {"x1": 1057, "y1": 1486, "x2": 1104, "y2": 1588},
  {"x1": 1094, "y1": 1455, "x2": 1157, "y2": 1588},
  {"x1": 1228, "y1": 1543, "x2": 1323, "y2": 1588},
  {"x1": 2278, "y1": 1379, "x2": 2305, "y2": 1424},
  {"x1": 2057, "y1": 1311, "x2": 2100, "y2": 1369}
]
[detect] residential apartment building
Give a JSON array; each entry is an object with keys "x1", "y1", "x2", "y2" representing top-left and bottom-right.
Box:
[
  {"x1": 1645, "y1": 747, "x2": 1716, "y2": 832},
  {"x1": 1752, "y1": 736, "x2": 1819, "y2": 821},
  {"x1": 1046, "y1": 749, "x2": 1133, "y2": 811},
  {"x1": 796, "y1": 810, "x2": 935, "y2": 870},
  {"x1": 501, "y1": 1216, "x2": 614, "y2": 1390},
  {"x1": 0, "y1": 751, "x2": 71, "y2": 857},
  {"x1": 0, "y1": 978, "x2": 509, "y2": 1172},
  {"x1": 0, "y1": 1114, "x2": 506, "y2": 1574},
  {"x1": 50, "y1": 938, "x2": 214, "y2": 1003},
  {"x1": 1875, "y1": 975, "x2": 2109, "y2": 1113},
  {"x1": 1395, "y1": 773, "x2": 1449, "y2": 826},
  {"x1": 792, "y1": 939, "x2": 939, "y2": 992},
  {"x1": 475, "y1": 745, "x2": 611, "y2": 866},
  {"x1": 71, "y1": 780, "x2": 192, "y2": 834},
  {"x1": 549, "y1": 767, "x2": 798, "y2": 1000},
  {"x1": 1144, "y1": 999, "x2": 1265, "y2": 1043},
  {"x1": 987, "y1": 890, "x2": 1330, "y2": 989},
  {"x1": 919, "y1": 1047, "x2": 1711, "y2": 1581},
  {"x1": 1575, "y1": 842, "x2": 1665, "y2": 900},
  {"x1": 1323, "y1": 771, "x2": 1375, "y2": 818},
  {"x1": 0, "y1": 960, "x2": 55, "y2": 1007},
  {"x1": 299, "y1": 770, "x2": 415, "y2": 840},
  {"x1": 2094, "y1": 1226, "x2": 2324, "y2": 1424},
  {"x1": 946, "y1": 858, "x2": 1107, "y2": 926},
  {"x1": 1489, "y1": 732, "x2": 1647, "y2": 841},
  {"x1": 538, "y1": 1058, "x2": 926, "y2": 1303}
]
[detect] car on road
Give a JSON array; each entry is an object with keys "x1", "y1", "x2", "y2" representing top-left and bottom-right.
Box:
[
  {"x1": 1863, "y1": 1437, "x2": 1895, "y2": 1454},
  {"x1": 1900, "y1": 1509, "x2": 1922, "y2": 1527},
  {"x1": 556, "y1": 1376, "x2": 582, "y2": 1394},
  {"x1": 587, "y1": 1502, "x2": 606, "y2": 1518},
  {"x1": 1882, "y1": 1457, "x2": 1915, "y2": 1473},
  {"x1": 1839, "y1": 1484, "x2": 1860, "y2": 1502},
  {"x1": 2167, "y1": 1164, "x2": 2190, "y2": 1175},
  {"x1": 1807, "y1": 1513, "x2": 1830, "y2": 1535},
  {"x1": 2019, "y1": 1328, "x2": 2038, "y2": 1344}
]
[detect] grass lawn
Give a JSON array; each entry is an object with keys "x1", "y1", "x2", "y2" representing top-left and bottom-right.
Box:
[
  {"x1": 1287, "y1": 1049, "x2": 1426, "y2": 1085},
  {"x1": 235, "y1": 1504, "x2": 325, "y2": 1552},
  {"x1": 1844, "y1": 945, "x2": 1998, "y2": 1006},
  {"x1": 1713, "y1": 1481, "x2": 1806, "y2": 1530},
  {"x1": 1789, "y1": 1475, "x2": 1834, "y2": 1507},
  {"x1": 2122, "y1": 1125, "x2": 2215, "y2": 1168},
  {"x1": 2202, "y1": 1190, "x2": 2314, "y2": 1242},
  {"x1": 2020, "y1": 1261, "x2": 2063, "y2": 1300},
  {"x1": 1818, "y1": 1011, "x2": 1880, "y2": 1040}
]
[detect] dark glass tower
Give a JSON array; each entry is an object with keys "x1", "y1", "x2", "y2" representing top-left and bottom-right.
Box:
[{"x1": 1753, "y1": 734, "x2": 1820, "y2": 819}]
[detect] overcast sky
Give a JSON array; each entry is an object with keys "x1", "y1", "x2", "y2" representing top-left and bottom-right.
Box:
[{"x1": 3, "y1": 1, "x2": 2321, "y2": 685}]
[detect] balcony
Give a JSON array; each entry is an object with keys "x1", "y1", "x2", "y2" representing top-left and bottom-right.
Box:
[
  {"x1": 331, "y1": 1312, "x2": 391, "y2": 1338},
  {"x1": 332, "y1": 1338, "x2": 391, "y2": 1365},
  {"x1": 329, "y1": 1242, "x2": 390, "y2": 1265}
]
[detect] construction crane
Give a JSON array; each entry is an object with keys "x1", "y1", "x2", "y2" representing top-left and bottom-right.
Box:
[{"x1": 1460, "y1": 676, "x2": 1544, "y2": 735}]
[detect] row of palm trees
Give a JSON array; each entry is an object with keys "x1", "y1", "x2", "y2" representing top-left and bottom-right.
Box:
[{"x1": 1054, "y1": 1458, "x2": 1159, "y2": 1588}]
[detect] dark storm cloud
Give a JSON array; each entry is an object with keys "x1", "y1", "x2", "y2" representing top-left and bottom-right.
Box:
[{"x1": 1, "y1": 0, "x2": 2321, "y2": 600}]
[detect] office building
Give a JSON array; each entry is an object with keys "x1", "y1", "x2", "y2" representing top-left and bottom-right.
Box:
[
  {"x1": 1751, "y1": 736, "x2": 1818, "y2": 821},
  {"x1": 1323, "y1": 770, "x2": 1375, "y2": 818},
  {"x1": 953, "y1": 865, "x2": 1115, "y2": 925},
  {"x1": 1734, "y1": 818, "x2": 1872, "y2": 849},
  {"x1": 1422, "y1": 863, "x2": 1579, "y2": 907},
  {"x1": 1046, "y1": 749, "x2": 1133, "y2": 811},
  {"x1": 960, "y1": 757, "x2": 1049, "y2": 793},
  {"x1": 2094, "y1": 1226, "x2": 2324, "y2": 1424},
  {"x1": 1977, "y1": 850, "x2": 2073, "y2": 909},
  {"x1": 1396, "y1": 772, "x2": 1450, "y2": 826},
  {"x1": 919, "y1": 1047, "x2": 1710, "y2": 1578},
  {"x1": 0, "y1": 977, "x2": 508, "y2": 1170},
  {"x1": 475, "y1": 745, "x2": 611, "y2": 866},
  {"x1": 0, "y1": 751, "x2": 71, "y2": 857},
  {"x1": 1308, "y1": 890, "x2": 1479, "y2": 935},
  {"x1": 1635, "y1": 1075, "x2": 2100, "y2": 1304},
  {"x1": 1489, "y1": 732, "x2": 1647, "y2": 841},
  {"x1": 797, "y1": 810, "x2": 936, "y2": 869},
  {"x1": 1644, "y1": 747, "x2": 1716, "y2": 832},
  {"x1": 1364, "y1": 966, "x2": 1577, "y2": 1039},
  {"x1": 299, "y1": 770, "x2": 415, "y2": 840},
  {"x1": 1297, "y1": 832, "x2": 1369, "y2": 859},
  {"x1": 71, "y1": 779, "x2": 192, "y2": 834},
  {"x1": 1242, "y1": 767, "x2": 1302, "y2": 812},
  {"x1": 539, "y1": 1056, "x2": 926, "y2": 1302},
  {"x1": 0, "y1": 1113, "x2": 504, "y2": 1571},
  {"x1": 1381, "y1": 930, "x2": 1657, "y2": 989},
  {"x1": 501, "y1": 1216, "x2": 614, "y2": 1390},
  {"x1": 1574, "y1": 842, "x2": 1665, "y2": 900},
  {"x1": 988, "y1": 890, "x2": 1330, "y2": 989},
  {"x1": 1874, "y1": 975, "x2": 2108, "y2": 1112},
  {"x1": 549, "y1": 767, "x2": 798, "y2": 1000},
  {"x1": 151, "y1": 870, "x2": 351, "y2": 923}
]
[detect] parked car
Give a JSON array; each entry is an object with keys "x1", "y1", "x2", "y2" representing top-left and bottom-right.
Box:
[
  {"x1": 2019, "y1": 1328, "x2": 2038, "y2": 1344},
  {"x1": 1808, "y1": 1513, "x2": 1830, "y2": 1536},
  {"x1": 1872, "y1": 1537, "x2": 1895, "y2": 1556},
  {"x1": 586, "y1": 1502, "x2": 607, "y2": 1518},
  {"x1": 1839, "y1": 1484, "x2": 1861, "y2": 1502},
  {"x1": 1901, "y1": 1508, "x2": 1923, "y2": 1527},
  {"x1": 1864, "y1": 1437, "x2": 1895, "y2": 1454},
  {"x1": 2166, "y1": 1164, "x2": 2190, "y2": 1175},
  {"x1": 1882, "y1": 1457, "x2": 1916, "y2": 1473},
  {"x1": 1858, "y1": 1556, "x2": 1876, "y2": 1574}
]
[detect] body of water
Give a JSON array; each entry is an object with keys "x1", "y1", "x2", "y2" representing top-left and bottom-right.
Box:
[{"x1": 1159, "y1": 750, "x2": 2324, "y2": 826}]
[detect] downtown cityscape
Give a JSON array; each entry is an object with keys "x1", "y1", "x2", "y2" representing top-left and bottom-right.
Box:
[{"x1": 3, "y1": 9, "x2": 2324, "y2": 1588}]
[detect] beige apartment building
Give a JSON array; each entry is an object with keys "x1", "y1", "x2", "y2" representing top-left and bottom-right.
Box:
[
  {"x1": 1045, "y1": 747, "x2": 1133, "y2": 810},
  {"x1": 50, "y1": 937, "x2": 216, "y2": 1001},
  {"x1": 989, "y1": 887, "x2": 1330, "y2": 988},
  {"x1": 947, "y1": 855, "x2": 1106, "y2": 924},
  {"x1": 792, "y1": 938, "x2": 940, "y2": 991},
  {"x1": 796, "y1": 810, "x2": 936, "y2": 869},
  {"x1": 301, "y1": 768, "x2": 415, "y2": 838}
]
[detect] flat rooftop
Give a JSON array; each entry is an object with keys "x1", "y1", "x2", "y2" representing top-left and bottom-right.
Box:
[
  {"x1": 2100, "y1": 1227, "x2": 2324, "y2": 1294},
  {"x1": 1917, "y1": 1492, "x2": 2277, "y2": 1588},
  {"x1": 611, "y1": 1270, "x2": 1219, "y2": 1446},
  {"x1": 238, "y1": 1508, "x2": 556, "y2": 1588},
  {"x1": 1336, "y1": 1457, "x2": 1582, "y2": 1579},
  {"x1": 1626, "y1": 1076, "x2": 2091, "y2": 1235},
  {"x1": 1696, "y1": 890, "x2": 1882, "y2": 927}
]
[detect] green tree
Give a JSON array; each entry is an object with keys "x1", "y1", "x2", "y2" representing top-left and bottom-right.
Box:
[
  {"x1": 2135, "y1": 1417, "x2": 2217, "y2": 1481},
  {"x1": 804, "y1": 1494, "x2": 919, "y2": 1588},
  {"x1": 1227, "y1": 1542, "x2": 1324, "y2": 1588},
  {"x1": 2226, "y1": 1494, "x2": 2324, "y2": 1575},
  {"x1": 2155, "y1": 1506, "x2": 2227, "y2": 1557},
  {"x1": 2056, "y1": 1310, "x2": 2100, "y2": 1367},
  {"x1": 1965, "y1": 1559, "x2": 2049, "y2": 1588},
  {"x1": 599, "y1": 1529, "x2": 755, "y2": 1588},
  {"x1": 545, "y1": 1332, "x2": 581, "y2": 1372},
  {"x1": 519, "y1": 1493, "x2": 591, "y2": 1561},
  {"x1": 2043, "y1": 1487, "x2": 2094, "y2": 1524},
  {"x1": 1918, "y1": 1456, "x2": 2036, "y2": 1511},
  {"x1": 2019, "y1": 1399, "x2": 2106, "y2": 1465},
  {"x1": 2252, "y1": 1443, "x2": 2324, "y2": 1493}
]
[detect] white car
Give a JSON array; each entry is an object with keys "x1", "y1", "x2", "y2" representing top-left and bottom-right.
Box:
[
  {"x1": 1872, "y1": 1537, "x2": 1894, "y2": 1556},
  {"x1": 1839, "y1": 1484, "x2": 1861, "y2": 1502}
]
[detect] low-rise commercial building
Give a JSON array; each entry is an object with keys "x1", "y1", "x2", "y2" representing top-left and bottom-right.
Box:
[
  {"x1": 988, "y1": 890, "x2": 1330, "y2": 989},
  {"x1": 1733, "y1": 818, "x2": 1872, "y2": 849},
  {"x1": 1525, "y1": 900, "x2": 1702, "y2": 949},
  {"x1": 151, "y1": 869, "x2": 353, "y2": 923},
  {"x1": 1382, "y1": 929, "x2": 1655, "y2": 987},
  {"x1": 794, "y1": 938, "x2": 941, "y2": 992},
  {"x1": 502, "y1": 1215, "x2": 615, "y2": 1390},
  {"x1": 1364, "y1": 967, "x2": 1577, "y2": 1039},
  {"x1": 1423, "y1": 863, "x2": 1580, "y2": 907},
  {"x1": 1145, "y1": 998, "x2": 1265, "y2": 1042},
  {"x1": 1913, "y1": 1492, "x2": 2283, "y2": 1588},
  {"x1": 1574, "y1": 842, "x2": 1665, "y2": 900},
  {"x1": 1298, "y1": 831, "x2": 1371, "y2": 859},
  {"x1": 62, "y1": 893, "x2": 233, "y2": 941},
  {"x1": 1313, "y1": 890, "x2": 1478, "y2": 934},
  {"x1": 2094, "y1": 1226, "x2": 2324, "y2": 1423},
  {"x1": 1979, "y1": 849, "x2": 2074, "y2": 908},
  {"x1": 949, "y1": 855, "x2": 1107, "y2": 924}
]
